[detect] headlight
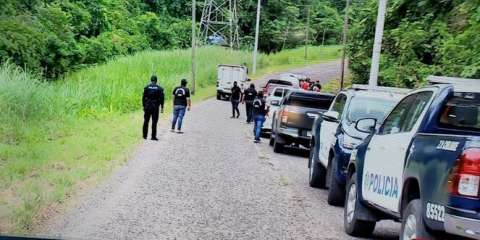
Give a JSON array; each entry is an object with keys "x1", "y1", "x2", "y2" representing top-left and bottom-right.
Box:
[{"x1": 342, "y1": 135, "x2": 361, "y2": 150}]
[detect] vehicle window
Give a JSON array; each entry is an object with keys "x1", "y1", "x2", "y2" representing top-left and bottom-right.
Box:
[
  {"x1": 273, "y1": 88, "x2": 284, "y2": 97},
  {"x1": 346, "y1": 96, "x2": 397, "y2": 123},
  {"x1": 439, "y1": 92, "x2": 480, "y2": 131},
  {"x1": 381, "y1": 91, "x2": 433, "y2": 134},
  {"x1": 286, "y1": 95, "x2": 333, "y2": 110},
  {"x1": 331, "y1": 94, "x2": 347, "y2": 113}
]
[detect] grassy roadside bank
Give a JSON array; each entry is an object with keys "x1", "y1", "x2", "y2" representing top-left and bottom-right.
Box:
[{"x1": 0, "y1": 45, "x2": 341, "y2": 233}]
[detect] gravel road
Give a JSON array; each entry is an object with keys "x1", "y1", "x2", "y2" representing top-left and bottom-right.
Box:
[{"x1": 43, "y1": 61, "x2": 400, "y2": 240}]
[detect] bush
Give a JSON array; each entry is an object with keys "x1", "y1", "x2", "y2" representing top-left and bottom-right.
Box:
[{"x1": 348, "y1": 0, "x2": 480, "y2": 87}]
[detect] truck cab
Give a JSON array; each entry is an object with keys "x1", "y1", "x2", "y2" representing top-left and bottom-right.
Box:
[{"x1": 344, "y1": 77, "x2": 480, "y2": 240}]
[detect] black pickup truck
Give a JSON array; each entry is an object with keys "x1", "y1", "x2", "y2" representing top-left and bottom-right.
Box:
[{"x1": 270, "y1": 90, "x2": 335, "y2": 153}]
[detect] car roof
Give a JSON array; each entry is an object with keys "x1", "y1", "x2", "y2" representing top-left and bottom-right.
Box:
[
  {"x1": 349, "y1": 90, "x2": 405, "y2": 101},
  {"x1": 271, "y1": 86, "x2": 294, "y2": 91},
  {"x1": 289, "y1": 90, "x2": 336, "y2": 98},
  {"x1": 340, "y1": 84, "x2": 409, "y2": 100},
  {"x1": 428, "y1": 76, "x2": 480, "y2": 93}
]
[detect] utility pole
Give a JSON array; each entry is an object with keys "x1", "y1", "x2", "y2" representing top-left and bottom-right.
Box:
[
  {"x1": 305, "y1": 5, "x2": 310, "y2": 60},
  {"x1": 322, "y1": 28, "x2": 326, "y2": 46},
  {"x1": 252, "y1": 0, "x2": 261, "y2": 74},
  {"x1": 191, "y1": 0, "x2": 196, "y2": 95},
  {"x1": 339, "y1": 0, "x2": 350, "y2": 90},
  {"x1": 368, "y1": 0, "x2": 388, "y2": 87}
]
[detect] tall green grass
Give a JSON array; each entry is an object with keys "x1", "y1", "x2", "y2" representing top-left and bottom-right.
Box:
[{"x1": 0, "y1": 45, "x2": 340, "y2": 232}]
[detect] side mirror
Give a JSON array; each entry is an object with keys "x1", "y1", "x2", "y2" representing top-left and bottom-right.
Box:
[
  {"x1": 355, "y1": 118, "x2": 377, "y2": 134},
  {"x1": 247, "y1": 78, "x2": 251, "y2": 82},
  {"x1": 270, "y1": 100, "x2": 280, "y2": 106},
  {"x1": 322, "y1": 111, "x2": 340, "y2": 122}
]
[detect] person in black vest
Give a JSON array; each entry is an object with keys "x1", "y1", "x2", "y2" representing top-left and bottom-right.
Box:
[
  {"x1": 252, "y1": 91, "x2": 269, "y2": 143},
  {"x1": 230, "y1": 81, "x2": 242, "y2": 118},
  {"x1": 242, "y1": 83, "x2": 257, "y2": 123},
  {"x1": 142, "y1": 75, "x2": 164, "y2": 141},
  {"x1": 171, "y1": 79, "x2": 191, "y2": 133}
]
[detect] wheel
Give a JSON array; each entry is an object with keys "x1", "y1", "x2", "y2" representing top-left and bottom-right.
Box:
[
  {"x1": 400, "y1": 199, "x2": 436, "y2": 240},
  {"x1": 344, "y1": 173, "x2": 376, "y2": 237},
  {"x1": 273, "y1": 135, "x2": 285, "y2": 153},
  {"x1": 270, "y1": 125, "x2": 276, "y2": 146},
  {"x1": 308, "y1": 147, "x2": 327, "y2": 188},
  {"x1": 216, "y1": 93, "x2": 221, "y2": 100},
  {"x1": 327, "y1": 157, "x2": 346, "y2": 206}
]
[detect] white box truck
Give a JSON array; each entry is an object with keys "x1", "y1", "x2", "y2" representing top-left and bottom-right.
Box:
[{"x1": 216, "y1": 64, "x2": 248, "y2": 100}]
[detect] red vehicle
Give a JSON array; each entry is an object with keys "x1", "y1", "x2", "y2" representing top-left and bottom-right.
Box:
[{"x1": 263, "y1": 78, "x2": 300, "y2": 97}]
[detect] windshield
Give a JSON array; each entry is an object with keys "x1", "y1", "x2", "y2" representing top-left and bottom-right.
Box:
[
  {"x1": 439, "y1": 92, "x2": 480, "y2": 131},
  {"x1": 347, "y1": 96, "x2": 397, "y2": 122}
]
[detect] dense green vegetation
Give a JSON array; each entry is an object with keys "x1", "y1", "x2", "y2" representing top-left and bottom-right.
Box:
[
  {"x1": 348, "y1": 0, "x2": 480, "y2": 87},
  {"x1": 0, "y1": 46, "x2": 341, "y2": 232},
  {"x1": 0, "y1": 0, "x2": 343, "y2": 78}
]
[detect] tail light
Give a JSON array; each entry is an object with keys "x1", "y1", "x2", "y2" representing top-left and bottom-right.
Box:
[
  {"x1": 448, "y1": 148, "x2": 480, "y2": 198},
  {"x1": 281, "y1": 108, "x2": 289, "y2": 123}
]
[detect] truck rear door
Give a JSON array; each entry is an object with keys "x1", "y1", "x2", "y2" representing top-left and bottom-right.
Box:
[
  {"x1": 282, "y1": 93, "x2": 333, "y2": 130},
  {"x1": 362, "y1": 90, "x2": 434, "y2": 212},
  {"x1": 217, "y1": 65, "x2": 246, "y2": 93}
]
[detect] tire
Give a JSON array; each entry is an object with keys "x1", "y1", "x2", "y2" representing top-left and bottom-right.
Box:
[
  {"x1": 327, "y1": 157, "x2": 346, "y2": 206},
  {"x1": 344, "y1": 173, "x2": 376, "y2": 237},
  {"x1": 217, "y1": 93, "x2": 221, "y2": 100},
  {"x1": 308, "y1": 146, "x2": 327, "y2": 188},
  {"x1": 269, "y1": 125, "x2": 275, "y2": 146},
  {"x1": 400, "y1": 199, "x2": 436, "y2": 240},
  {"x1": 273, "y1": 135, "x2": 285, "y2": 153}
]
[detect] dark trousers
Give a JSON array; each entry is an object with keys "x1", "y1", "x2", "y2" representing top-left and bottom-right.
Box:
[
  {"x1": 245, "y1": 102, "x2": 254, "y2": 123},
  {"x1": 231, "y1": 100, "x2": 240, "y2": 117},
  {"x1": 143, "y1": 108, "x2": 159, "y2": 139}
]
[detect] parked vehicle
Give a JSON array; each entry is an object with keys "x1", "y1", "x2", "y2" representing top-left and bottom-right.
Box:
[
  {"x1": 344, "y1": 76, "x2": 480, "y2": 240},
  {"x1": 270, "y1": 90, "x2": 335, "y2": 153},
  {"x1": 262, "y1": 86, "x2": 293, "y2": 135},
  {"x1": 216, "y1": 64, "x2": 248, "y2": 100},
  {"x1": 308, "y1": 85, "x2": 408, "y2": 206},
  {"x1": 262, "y1": 75, "x2": 300, "y2": 97}
]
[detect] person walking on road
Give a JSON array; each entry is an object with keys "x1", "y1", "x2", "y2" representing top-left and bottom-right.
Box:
[
  {"x1": 243, "y1": 83, "x2": 257, "y2": 123},
  {"x1": 142, "y1": 75, "x2": 165, "y2": 141},
  {"x1": 171, "y1": 79, "x2": 191, "y2": 133},
  {"x1": 252, "y1": 91, "x2": 269, "y2": 143},
  {"x1": 230, "y1": 81, "x2": 242, "y2": 118}
]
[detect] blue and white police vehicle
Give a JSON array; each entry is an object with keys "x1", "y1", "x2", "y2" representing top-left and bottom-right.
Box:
[
  {"x1": 344, "y1": 76, "x2": 480, "y2": 240},
  {"x1": 308, "y1": 85, "x2": 407, "y2": 206}
]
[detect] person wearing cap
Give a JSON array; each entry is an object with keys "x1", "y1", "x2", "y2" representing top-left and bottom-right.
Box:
[
  {"x1": 142, "y1": 75, "x2": 165, "y2": 141},
  {"x1": 171, "y1": 79, "x2": 191, "y2": 133}
]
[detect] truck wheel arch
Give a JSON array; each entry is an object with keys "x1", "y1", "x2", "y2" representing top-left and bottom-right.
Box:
[{"x1": 400, "y1": 178, "x2": 420, "y2": 218}]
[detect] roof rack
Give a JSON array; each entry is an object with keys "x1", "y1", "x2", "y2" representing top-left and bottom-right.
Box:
[
  {"x1": 350, "y1": 84, "x2": 411, "y2": 95},
  {"x1": 428, "y1": 76, "x2": 480, "y2": 93}
]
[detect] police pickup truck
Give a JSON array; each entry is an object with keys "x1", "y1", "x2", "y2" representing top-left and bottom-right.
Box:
[{"x1": 345, "y1": 76, "x2": 480, "y2": 240}]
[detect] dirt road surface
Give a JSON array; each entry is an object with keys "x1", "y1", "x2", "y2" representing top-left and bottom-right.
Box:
[{"x1": 43, "y1": 61, "x2": 400, "y2": 239}]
